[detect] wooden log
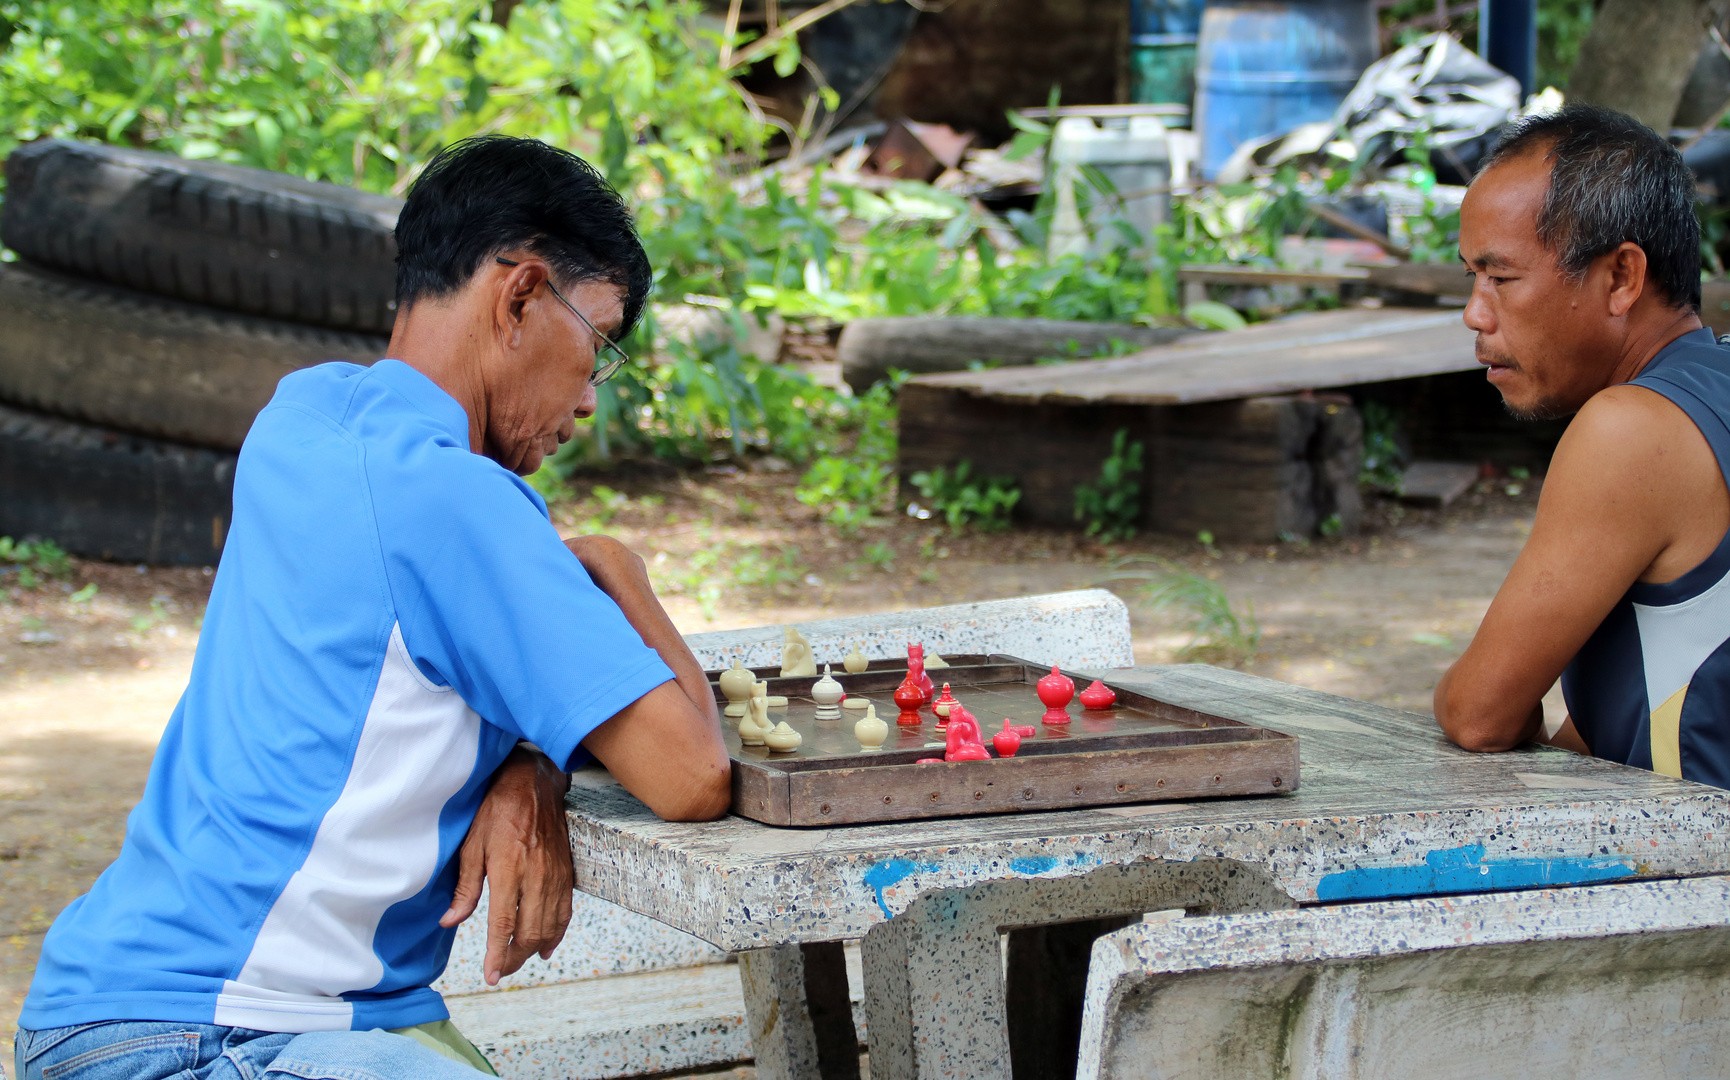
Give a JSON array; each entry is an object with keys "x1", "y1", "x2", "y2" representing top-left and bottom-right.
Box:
[
  {"x1": 897, "y1": 384, "x2": 1363, "y2": 542},
  {"x1": 838, "y1": 316, "x2": 1193, "y2": 394}
]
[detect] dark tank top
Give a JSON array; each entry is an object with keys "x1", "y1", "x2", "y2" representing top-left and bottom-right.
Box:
[{"x1": 1562, "y1": 328, "x2": 1730, "y2": 788}]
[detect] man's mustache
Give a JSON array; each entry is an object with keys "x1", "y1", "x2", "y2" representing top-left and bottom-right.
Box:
[{"x1": 1476, "y1": 338, "x2": 1520, "y2": 370}]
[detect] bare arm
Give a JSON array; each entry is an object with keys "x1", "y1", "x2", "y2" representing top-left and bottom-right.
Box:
[
  {"x1": 440, "y1": 744, "x2": 574, "y2": 985},
  {"x1": 565, "y1": 535, "x2": 731, "y2": 821},
  {"x1": 1435, "y1": 385, "x2": 1728, "y2": 751}
]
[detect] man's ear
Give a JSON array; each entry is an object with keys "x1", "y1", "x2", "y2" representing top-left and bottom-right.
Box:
[
  {"x1": 1603, "y1": 241, "x2": 1648, "y2": 319},
  {"x1": 493, "y1": 258, "x2": 549, "y2": 348}
]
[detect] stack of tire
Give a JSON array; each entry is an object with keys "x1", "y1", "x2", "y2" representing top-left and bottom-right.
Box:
[{"x1": 0, "y1": 140, "x2": 401, "y2": 564}]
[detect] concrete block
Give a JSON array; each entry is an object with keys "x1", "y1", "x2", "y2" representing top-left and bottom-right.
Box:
[
  {"x1": 448, "y1": 948, "x2": 865, "y2": 1080},
  {"x1": 1078, "y1": 875, "x2": 1730, "y2": 1080},
  {"x1": 433, "y1": 890, "x2": 725, "y2": 997},
  {"x1": 682, "y1": 589, "x2": 1136, "y2": 672}
]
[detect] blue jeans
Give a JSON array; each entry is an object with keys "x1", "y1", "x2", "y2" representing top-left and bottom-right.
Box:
[{"x1": 13, "y1": 1022, "x2": 485, "y2": 1080}]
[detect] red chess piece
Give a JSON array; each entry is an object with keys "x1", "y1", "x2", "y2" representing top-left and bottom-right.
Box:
[
  {"x1": 893, "y1": 675, "x2": 925, "y2": 727},
  {"x1": 992, "y1": 719, "x2": 1022, "y2": 758},
  {"x1": 1079, "y1": 680, "x2": 1117, "y2": 711},
  {"x1": 1036, "y1": 665, "x2": 1075, "y2": 724},
  {"x1": 945, "y1": 704, "x2": 990, "y2": 761},
  {"x1": 1011, "y1": 723, "x2": 1037, "y2": 738},
  {"x1": 908, "y1": 643, "x2": 935, "y2": 704}
]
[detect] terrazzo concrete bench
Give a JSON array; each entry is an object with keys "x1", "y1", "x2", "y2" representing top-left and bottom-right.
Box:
[
  {"x1": 1076, "y1": 875, "x2": 1730, "y2": 1080},
  {"x1": 433, "y1": 590, "x2": 1135, "y2": 1079}
]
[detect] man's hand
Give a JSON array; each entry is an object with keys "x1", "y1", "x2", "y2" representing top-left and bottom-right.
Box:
[{"x1": 440, "y1": 744, "x2": 574, "y2": 986}]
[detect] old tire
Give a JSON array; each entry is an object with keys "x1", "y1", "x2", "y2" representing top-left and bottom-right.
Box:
[
  {"x1": 0, "y1": 402, "x2": 235, "y2": 565},
  {"x1": 0, "y1": 261, "x2": 386, "y2": 450},
  {"x1": 2, "y1": 139, "x2": 402, "y2": 333}
]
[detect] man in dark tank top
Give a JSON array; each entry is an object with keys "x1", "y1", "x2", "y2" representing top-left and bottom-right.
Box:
[{"x1": 1435, "y1": 104, "x2": 1730, "y2": 789}]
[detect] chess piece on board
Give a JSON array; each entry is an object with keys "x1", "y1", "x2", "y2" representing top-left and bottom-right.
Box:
[
  {"x1": 812, "y1": 664, "x2": 844, "y2": 721},
  {"x1": 842, "y1": 695, "x2": 870, "y2": 710},
  {"x1": 719, "y1": 658, "x2": 754, "y2": 718},
  {"x1": 1036, "y1": 665, "x2": 1075, "y2": 725},
  {"x1": 944, "y1": 704, "x2": 990, "y2": 761},
  {"x1": 893, "y1": 672, "x2": 925, "y2": 727},
  {"x1": 781, "y1": 627, "x2": 817, "y2": 678},
  {"x1": 933, "y1": 684, "x2": 957, "y2": 721},
  {"x1": 907, "y1": 643, "x2": 935, "y2": 703},
  {"x1": 924, "y1": 651, "x2": 950, "y2": 670},
  {"x1": 739, "y1": 681, "x2": 770, "y2": 745},
  {"x1": 843, "y1": 644, "x2": 869, "y2": 674},
  {"x1": 1079, "y1": 680, "x2": 1117, "y2": 711},
  {"x1": 854, "y1": 703, "x2": 889, "y2": 751},
  {"x1": 993, "y1": 719, "x2": 1022, "y2": 758},
  {"x1": 764, "y1": 722, "x2": 803, "y2": 753}
]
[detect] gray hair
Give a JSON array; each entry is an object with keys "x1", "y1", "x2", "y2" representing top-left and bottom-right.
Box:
[{"x1": 1478, "y1": 104, "x2": 1700, "y2": 310}]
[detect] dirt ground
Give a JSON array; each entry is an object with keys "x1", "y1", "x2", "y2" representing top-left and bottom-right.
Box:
[{"x1": 0, "y1": 465, "x2": 1557, "y2": 1061}]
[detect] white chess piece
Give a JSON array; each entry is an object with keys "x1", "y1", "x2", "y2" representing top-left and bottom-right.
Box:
[
  {"x1": 854, "y1": 703, "x2": 889, "y2": 751},
  {"x1": 719, "y1": 658, "x2": 754, "y2": 718},
  {"x1": 780, "y1": 626, "x2": 816, "y2": 678},
  {"x1": 843, "y1": 644, "x2": 869, "y2": 675},
  {"x1": 764, "y1": 722, "x2": 803, "y2": 753},
  {"x1": 812, "y1": 663, "x2": 844, "y2": 721},
  {"x1": 924, "y1": 652, "x2": 950, "y2": 670},
  {"x1": 739, "y1": 681, "x2": 770, "y2": 746}
]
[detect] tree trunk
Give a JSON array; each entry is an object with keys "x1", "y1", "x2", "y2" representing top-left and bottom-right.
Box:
[{"x1": 1568, "y1": 0, "x2": 1717, "y2": 131}]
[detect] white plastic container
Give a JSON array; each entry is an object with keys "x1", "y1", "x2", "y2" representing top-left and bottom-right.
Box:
[{"x1": 1048, "y1": 115, "x2": 1173, "y2": 260}]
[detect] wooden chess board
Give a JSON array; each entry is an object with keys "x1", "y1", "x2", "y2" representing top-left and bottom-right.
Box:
[{"x1": 708, "y1": 655, "x2": 1299, "y2": 826}]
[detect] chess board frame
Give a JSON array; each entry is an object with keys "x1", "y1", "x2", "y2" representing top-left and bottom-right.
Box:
[{"x1": 710, "y1": 654, "x2": 1299, "y2": 826}]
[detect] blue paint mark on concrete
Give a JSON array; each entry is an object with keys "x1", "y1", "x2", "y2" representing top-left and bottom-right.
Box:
[
  {"x1": 1010, "y1": 856, "x2": 1060, "y2": 876},
  {"x1": 864, "y1": 859, "x2": 937, "y2": 919},
  {"x1": 1316, "y1": 844, "x2": 1637, "y2": 902}
]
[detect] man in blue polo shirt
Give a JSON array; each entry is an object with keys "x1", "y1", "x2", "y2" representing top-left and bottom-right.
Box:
[{"x1": 15, "y1": 135, "x2": 731, "y2": 1079}]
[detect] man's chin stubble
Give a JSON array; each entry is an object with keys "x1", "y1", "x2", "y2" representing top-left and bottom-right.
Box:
[{"x1": 1502, "y1": 396, "x2": 1575, "y2": 422}]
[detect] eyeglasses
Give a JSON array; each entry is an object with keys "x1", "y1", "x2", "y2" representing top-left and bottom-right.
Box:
[{"x1": 495, "y1": 257, "x2": 629, "y2": 386}]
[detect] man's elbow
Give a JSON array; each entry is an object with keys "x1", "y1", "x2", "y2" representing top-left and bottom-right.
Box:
[
  {"x1": 1444, "y1": 722, "x2": 1524, "y2": 754},
  {"x1": 1436, "y1": 686, "x2": 1526, "y2": 753},
  {"x1": 649, "y1": 759, "x2": 732, "y2": 822}
]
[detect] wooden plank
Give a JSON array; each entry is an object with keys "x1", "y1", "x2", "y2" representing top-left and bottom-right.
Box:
[
  {"x1": 837, "y1": 316, "x2": 1193, "y2": 395},
  {"x1": 1177, "y1": 264, "x2": 1370, "y2": 287},
  {"x1": 912, "y1": 308, "x2": 1474, "y2": 406},
  {"x1": 1398, "y1": 461, "x2": 1479, "y2": 507},
  {"x1": 1358, "y1": 261, "x2": 1473, "y2": 298}
]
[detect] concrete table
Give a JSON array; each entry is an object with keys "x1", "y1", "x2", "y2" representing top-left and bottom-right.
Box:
[{"x1": 562, "y1": 664, "x2": 1730, "y2": 1080}]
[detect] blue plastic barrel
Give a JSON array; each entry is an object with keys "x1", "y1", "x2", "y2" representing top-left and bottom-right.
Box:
[{"x1": 1194, "y1": 0, "x2": 1378, "y2": 178}]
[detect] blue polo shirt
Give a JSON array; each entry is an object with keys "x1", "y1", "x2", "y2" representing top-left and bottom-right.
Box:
[{"x1": 21, "y1": 359, "x2": 674, "y2": 1033}]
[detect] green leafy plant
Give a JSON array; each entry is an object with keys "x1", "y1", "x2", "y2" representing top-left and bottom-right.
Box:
[
  {"x1": 1074, "y1": 428, "x2": 1144, "y2": 542},
  {"x1": 909, "y1": 461, "x2": 1021, "y2": 534},
  {"x1": 793, "y1": 376, "x2": 901, "y2": 534},
  {"x1": 0, "y1": 536, "x2": 71, "y2": 589},
  {"x1": 1107, "y1": 556, "x2": 1260, "y2": 666},
  {"x1": 861, "y1": 541, "x2": 896, "y2": 571},
  {"x1": 1359, "y1": 400, "x2": 1407, "y2": 491}
]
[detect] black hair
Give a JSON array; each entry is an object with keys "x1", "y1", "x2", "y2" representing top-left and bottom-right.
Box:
[
  {"x1": 394, "y1": 135, "x2": 652, "y2": 338},
  {"x1": 1478, "y1": 104, "x2": 1700, "y2": 311}
]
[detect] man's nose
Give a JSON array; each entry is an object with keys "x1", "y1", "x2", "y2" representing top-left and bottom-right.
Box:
[
  {"x1": 574, "y1": 383, "x2": 598, "y2": 421},
  {"x1": 1463, "y1": 276, "x2": 1496, "y2": 335}
]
